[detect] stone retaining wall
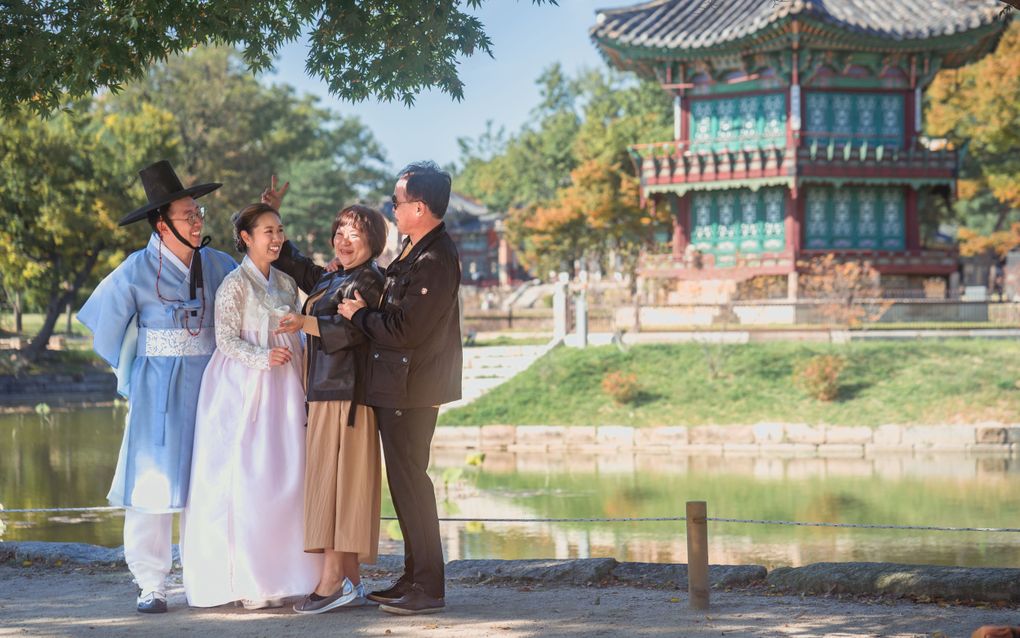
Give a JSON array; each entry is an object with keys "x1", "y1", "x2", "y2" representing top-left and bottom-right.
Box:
[
  {"x1": 0, "y1": 372, "x2": 116, "y2": 407},
  {"x1": 432, "y1": 423, "x2": 1020, "y2": 454}
]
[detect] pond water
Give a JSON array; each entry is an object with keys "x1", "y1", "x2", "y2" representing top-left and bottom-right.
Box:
[{"x1": 2, "y1": 407, "x2": 1019, "y2": 569}]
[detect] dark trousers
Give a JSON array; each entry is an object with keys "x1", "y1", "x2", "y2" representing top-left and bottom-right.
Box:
[{"x1": 376, "y1": 406, "x2": 444, "y2": 598}]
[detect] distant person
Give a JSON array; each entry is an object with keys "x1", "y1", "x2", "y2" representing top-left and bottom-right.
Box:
[
  {"x1": 77, "y1": 160, "x2": 237, "y2": 614},
  {"x1": 989, "y1": 261, "x2": 1005, "y2": 302},
  {"x1": 339, "y1": 161, "x2": 463, "y2": 615},
  {"x1": 181, "y1": 203, "x2": 320, "y2": 610}
]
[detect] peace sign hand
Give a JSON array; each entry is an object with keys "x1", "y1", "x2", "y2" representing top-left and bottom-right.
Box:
[{"x1": 261, "y1": 175, "x2": 290, "y2": 211}]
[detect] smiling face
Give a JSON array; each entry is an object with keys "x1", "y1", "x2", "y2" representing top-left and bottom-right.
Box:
[
  {"x1": 333, "y1": 220, "x2": 372, "y2": 270},
  {"x1": 241, "y1": 211, "x2": 285, "y2": 264},
  {"x1": 159, "y1": 197, "x2": 204, "y2": 251}
]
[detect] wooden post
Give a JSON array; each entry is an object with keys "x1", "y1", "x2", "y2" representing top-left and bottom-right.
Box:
[{"x1": 686, "y1": 500, "x2": 709, "y2": 610}]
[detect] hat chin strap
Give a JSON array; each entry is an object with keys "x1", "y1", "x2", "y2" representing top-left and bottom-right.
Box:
[{"x1": 164, "y1": 219, "x2": 212, "y2": 301}]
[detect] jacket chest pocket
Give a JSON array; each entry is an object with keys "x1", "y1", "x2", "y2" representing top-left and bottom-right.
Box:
[{"x1": 368, "y1": 346, "x2": 411, "y2": 404}]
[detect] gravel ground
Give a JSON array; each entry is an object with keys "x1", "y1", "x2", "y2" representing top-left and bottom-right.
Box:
[{"x1": 1, "y1": 565, "x2": 1018, "y2": 637}]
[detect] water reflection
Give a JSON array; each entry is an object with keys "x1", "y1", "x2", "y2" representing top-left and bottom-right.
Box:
[{"x1": 2, "y1": 408, "x2": 1019, "y2": 568}]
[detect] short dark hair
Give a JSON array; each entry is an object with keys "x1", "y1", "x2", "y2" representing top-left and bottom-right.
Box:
[
  {"x1": 331, "y1": 204, "x2": 388, "y2": 259},
  {"x1": 399, "y1": 161, "x2": 451, "y2": 219},
  {"x1": 231, "y1": 203, "x2": 280, "y2": 253}
]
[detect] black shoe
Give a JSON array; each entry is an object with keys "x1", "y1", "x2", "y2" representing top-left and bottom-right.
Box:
[
  {"x1": 136, "y1": 590, "x2": 167, "y2": 614},
  {"x1": 366, "y1": 579, "x2": 411, "y2": 604},
  {"x1": 378, "y1": 583, "x2": 445, "y2": 616}
]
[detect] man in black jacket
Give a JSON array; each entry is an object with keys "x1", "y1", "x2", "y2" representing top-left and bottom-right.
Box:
[{"x1": 339, "y1": 161, "x2": 462, "y2": 615}]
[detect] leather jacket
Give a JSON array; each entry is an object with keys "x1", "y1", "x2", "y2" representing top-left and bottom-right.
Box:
[
  {"x1": 352, "y1": 222, "x2": 463, "y2": 409},
  {"x1": 274, "y1": 241, "x2": 385, "y2": 404}
]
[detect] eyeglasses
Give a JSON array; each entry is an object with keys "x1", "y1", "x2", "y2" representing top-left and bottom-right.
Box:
[
  {"x1": 391, "y1": 195, "x2": 421, "y2": 209},
  {"x1": 167, "y1": 206, "x2": 206, "y2": 226}
]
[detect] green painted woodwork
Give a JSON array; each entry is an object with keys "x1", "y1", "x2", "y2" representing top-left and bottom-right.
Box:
[
  {"x1": 804, "y1": 91, "x2": 903, "y2": 148},
  {"x1": 690, "y1": 187, "x2": 787, "y2": 259},
  {"x1": 803, "y1": 185, "x2": 905, "y2": 251},
  {"x1": 645, "y1": 176, "x2": 795, "y2": 198},
  {"x1": 690, "y1": 93, "x2": 787, "y2": 152}
]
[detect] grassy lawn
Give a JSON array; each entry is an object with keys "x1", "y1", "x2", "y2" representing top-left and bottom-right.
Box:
[
  {"x1": 440, "y1": 339, "x2": 1020, "y2": 426},
  {"x1": 0, "y1": 312, "x2": 90, "y2": 338}
]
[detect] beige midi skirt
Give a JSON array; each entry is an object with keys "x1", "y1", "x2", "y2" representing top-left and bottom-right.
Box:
[{"x1": 303, "y1": 400, "x2": 381, "y2": 564}]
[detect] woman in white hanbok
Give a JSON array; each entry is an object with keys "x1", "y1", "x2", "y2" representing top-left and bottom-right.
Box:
[{"x1": 182, "y1": 203, "x2": 320, "y2": 609}]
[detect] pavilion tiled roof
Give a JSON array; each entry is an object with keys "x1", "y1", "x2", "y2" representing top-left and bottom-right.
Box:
[{"x1": 591, "y1": 0, "x2": 1004, "y2": 52}]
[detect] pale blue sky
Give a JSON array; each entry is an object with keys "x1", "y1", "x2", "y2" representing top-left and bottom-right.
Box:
[{"x1": 267, "y1": 1, "x2": 608, "y2": 171}]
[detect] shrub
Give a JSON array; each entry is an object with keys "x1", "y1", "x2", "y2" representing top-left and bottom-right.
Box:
[
  {"x1": 602, "y1": 370, "x2": 641, "y2": 404},
  {"x1": 793, "y1": 354, "x2": 846, "y2": 401}
]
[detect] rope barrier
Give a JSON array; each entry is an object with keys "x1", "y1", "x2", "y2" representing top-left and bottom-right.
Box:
[{"x1": 4, "y1": 507, "x2": 1020, "y2": 533}]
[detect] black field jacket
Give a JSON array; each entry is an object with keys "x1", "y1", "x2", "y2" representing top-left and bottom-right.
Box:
[
  {"x1": 274, "y1": 241, "x2": 384, "y2": 404},
  {"x1": 352, "y1": 222, "x2": 463, "y2": 409}
]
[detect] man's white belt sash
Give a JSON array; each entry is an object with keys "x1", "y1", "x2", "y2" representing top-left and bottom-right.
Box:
[{"x1": 137, "y1": 328, "x2": 216, "y2": 357}]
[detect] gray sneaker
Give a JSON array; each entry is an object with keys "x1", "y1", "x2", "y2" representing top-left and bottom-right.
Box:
[{"x1": 293, "y1": 578, "x2": 357, "y2": 615}]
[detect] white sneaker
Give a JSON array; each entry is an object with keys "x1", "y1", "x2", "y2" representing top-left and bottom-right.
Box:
[{"x1": 136, "y1": 589, "x2": 167, "y2": 614}]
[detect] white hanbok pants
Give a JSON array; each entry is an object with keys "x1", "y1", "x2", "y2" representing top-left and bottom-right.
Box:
[{"x1": 123, "y1": 509, "x2": 175, "y2": 592}]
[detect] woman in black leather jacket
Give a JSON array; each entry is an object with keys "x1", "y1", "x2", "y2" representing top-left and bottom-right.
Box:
[{"x1": 272, "y1": 204, "x2": 387, "y2": 614}]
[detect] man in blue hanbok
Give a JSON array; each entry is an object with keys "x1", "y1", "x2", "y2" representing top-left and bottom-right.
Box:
[{"x1": 78, "y1": 160, "x2": 237, "y2": 614}]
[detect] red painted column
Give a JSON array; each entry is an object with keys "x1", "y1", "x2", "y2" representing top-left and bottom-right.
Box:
[
  {"x1": 905, "y1": 187, "x2": 920, "y2": 251},
  {"x1": 672, "y1": 194, "x2": 689, "y2": 260},
  {"x1": 680, "y1": 92, "x2": 690, "y2": 144},
  {"x1": 785, "y1": 185, "x2": 802, "y2": 259}
]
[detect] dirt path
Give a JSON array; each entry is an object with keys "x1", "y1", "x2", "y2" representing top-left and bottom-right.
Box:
[{"x1": 1, "y1": 565, "x2": 1017, "y2": 637}]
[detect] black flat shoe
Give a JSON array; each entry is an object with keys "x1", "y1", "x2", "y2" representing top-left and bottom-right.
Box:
[
  {"x1": 136, "y1": 590, "x2": 167, "y2": 614},
  {"x1": 378, "y1": 583, "x2": 445, "y2": 616},
  {"x1": 366, "y1": 579, "x2": 411, "y2": 603}
]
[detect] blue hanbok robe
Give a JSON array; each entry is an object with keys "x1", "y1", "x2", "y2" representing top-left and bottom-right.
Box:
[{"x1": 79, "y1": 233, "x2": 236, "y2": 512}]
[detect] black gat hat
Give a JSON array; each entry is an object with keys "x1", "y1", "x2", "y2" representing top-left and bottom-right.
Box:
[{"x1": 118, "y1": 160, "x2": 222, "y2": 227}]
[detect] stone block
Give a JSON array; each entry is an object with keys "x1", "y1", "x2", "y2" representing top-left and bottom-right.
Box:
[
  {"x1": 480, "y1": 425, "x2": 516, "y2": 449},
  {"x1": 563, "y1": 426, "x2": 597, "y2": 447},
  {"x1": 516, "y1": 425, "x2": 565, "y2": 447},
  {"x1": 784, "y1": 423, "x2": 825, "y2": 445},
  {"x1": 872, "y1": 424, "x2": 902, "y2": 446},
  {"x1": 689, "y1": 424, "x2": 754, "y2": 444},
  {"x1": 635, "y1": 426, "x2": 689, "y2": 449},
  {"x1": 976, "y1": 426, "x2": 1008, "y2": 444},
  {"x1": 752, "y1": 422, "x2": 785, "y2": 444},
  {"x1": 1003, "y1": 426, "x2": 1020, "y2": 444},
  {"x1": 825, "y1": 425, "x2": 872, "y2": 445},
  {"x1": 901, "y1": 425, "x2": 975, "y2": 449},
  {"x1": 597, "y1": 425, "x2": 635, "y2": 449}
]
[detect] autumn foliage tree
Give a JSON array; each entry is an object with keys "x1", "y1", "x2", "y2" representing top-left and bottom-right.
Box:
[
  {"x1": 797, "y1": 255, "x2": 892, "y2": 327},
  {"x1": 927, "y1": 22, "x2": 1020, "y2": 243},
  {"x1": 459, "y1": 66, "x2": 671, "y2": 282}
]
